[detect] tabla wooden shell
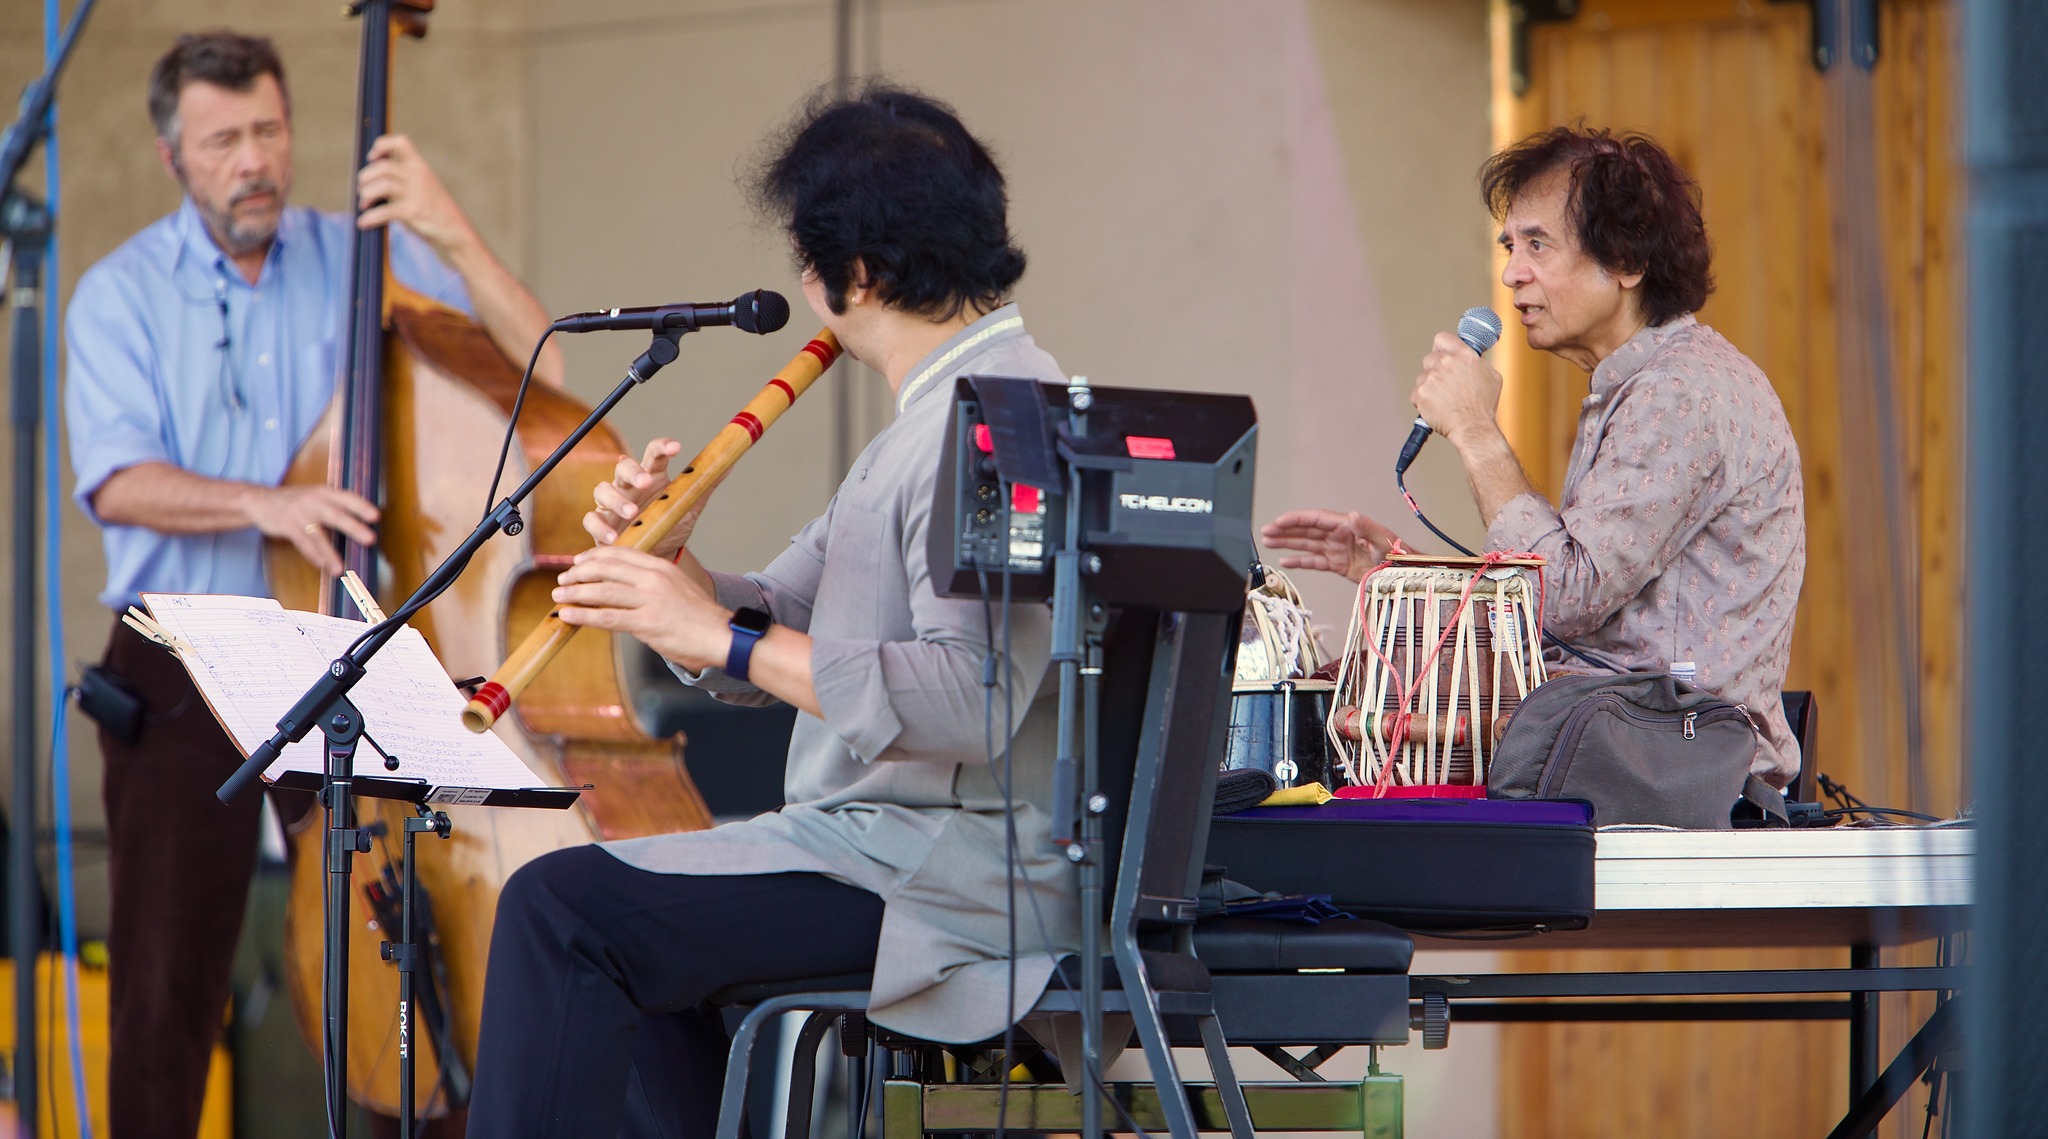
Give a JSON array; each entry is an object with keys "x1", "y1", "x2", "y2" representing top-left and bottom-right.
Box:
[{"x1": 1329, "y1": 555, "x2": 1546, "y2": 789}]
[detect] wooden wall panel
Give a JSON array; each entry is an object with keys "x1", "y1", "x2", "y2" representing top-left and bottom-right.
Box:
[
  {"x1": 1485, "y1": 1, "x2": 1961, "y2": 1136},
  {"x1": 1876, "y1": 0, "x2": 1965, "y2": 818}
]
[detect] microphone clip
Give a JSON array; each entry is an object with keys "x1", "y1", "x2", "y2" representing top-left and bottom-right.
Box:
[{"x1": 627, "y1": 323, "x2": 689, "y2": 384}]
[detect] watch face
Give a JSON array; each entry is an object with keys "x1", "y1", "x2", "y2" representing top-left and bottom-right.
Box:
[{"x1": 730, "y1": 607, "x2": 773, "y2": 635}]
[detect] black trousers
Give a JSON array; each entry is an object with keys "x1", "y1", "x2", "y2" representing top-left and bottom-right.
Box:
[
  {"x1": 96, "y1": 617, "x2": 315, "y2": 1138},
  {"x1": 465, "y1": 845, "x2": 886, "y2": 1138}
]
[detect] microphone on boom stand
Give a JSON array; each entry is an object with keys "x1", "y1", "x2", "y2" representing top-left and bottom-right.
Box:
[{"x1": 551, "y1": 289, "x2": 791, "y2": 335}]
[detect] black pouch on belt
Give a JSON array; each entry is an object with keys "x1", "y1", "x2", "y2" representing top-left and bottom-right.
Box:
[{"x1": 77, "y1": 664, "x2": 145, "y2": 746}]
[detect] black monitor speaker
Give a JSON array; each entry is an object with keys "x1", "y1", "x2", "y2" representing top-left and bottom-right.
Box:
[{"x1": 928, "y1": 375, "x2": 1258, "y2": 614}]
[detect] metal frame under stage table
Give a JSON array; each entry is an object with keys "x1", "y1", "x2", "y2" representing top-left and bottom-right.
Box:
[{"x1": 1408, "y1": 826, "x2": 1971, "y2": 1139}]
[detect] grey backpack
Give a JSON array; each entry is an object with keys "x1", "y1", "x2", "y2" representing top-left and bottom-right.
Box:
[{"x1": 1488, "y1": 672, "x2": 1779, "y2": 829}]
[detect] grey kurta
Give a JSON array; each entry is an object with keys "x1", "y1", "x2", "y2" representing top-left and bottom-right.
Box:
[{"x1": 604, "y1": 304, "x2": 1077, "y2": 1044}]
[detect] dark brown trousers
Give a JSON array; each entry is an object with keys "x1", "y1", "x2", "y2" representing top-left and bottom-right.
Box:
[{"x1": 96, "y1": 617, "x2": 312, "y2": 1138}]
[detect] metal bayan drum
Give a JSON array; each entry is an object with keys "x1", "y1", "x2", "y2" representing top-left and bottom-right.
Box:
[{"x1": 1223, "y1": 679, "x2": 1340, "y2": 789}]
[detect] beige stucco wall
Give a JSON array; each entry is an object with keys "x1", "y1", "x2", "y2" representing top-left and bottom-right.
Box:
[{"x1": 527, "y1": 0, "x2": 1494, "y2": 634}]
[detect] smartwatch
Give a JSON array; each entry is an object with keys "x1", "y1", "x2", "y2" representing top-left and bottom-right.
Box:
[{"x1": 725, "y1": 607, "x2": 773, "y2": 683}]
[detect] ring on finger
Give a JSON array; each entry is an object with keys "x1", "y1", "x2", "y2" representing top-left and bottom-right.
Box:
[{"x1": 303, "y1": 522, "x2": 323, "y2": 536}]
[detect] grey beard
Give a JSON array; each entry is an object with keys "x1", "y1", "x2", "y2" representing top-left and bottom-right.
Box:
[{"x1": 196, "y1": 181, "x2": 283, "y2": 257}]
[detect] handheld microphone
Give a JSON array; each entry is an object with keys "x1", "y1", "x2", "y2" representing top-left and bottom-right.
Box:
[
  {"x1": 1395, "y1": 306, "x2": 1504, "y2": 477},
  {"x1": 552, "y1": 289, "x2": 791, "y2": 335}
]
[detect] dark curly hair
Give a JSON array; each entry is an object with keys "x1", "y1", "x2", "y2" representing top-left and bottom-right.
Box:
[
  {"x1": 1480, "y1": 125, "x2": 1713, "y2": 326},
  {"x1": 751, "y1": 82, "x2": 1026, "y2": 320},
  {"x1": 148, "y1": 31, "x2": 288, "y2": 146}
]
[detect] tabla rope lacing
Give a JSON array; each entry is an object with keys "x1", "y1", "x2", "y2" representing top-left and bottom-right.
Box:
[{"x1": 1330, "y1": 543, "x2": 1546, "y2": 794}]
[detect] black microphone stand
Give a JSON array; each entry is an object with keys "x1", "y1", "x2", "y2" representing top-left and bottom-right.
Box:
[
  {"x1": 215, "y1": 321, "x2": 693, "y2": 1136},
  {"x1": 384, "y1": 802, "x2": 452, "y2": 1137},
  {"x1": 3, "y1": 186, "x2": 51, "y2": 1139},
  {"x1": 2, "y1": 4, "x2": 99, "y2": 1133},
  {"x1": 1045, "y1": 377, "x2": 1112, "y2": 1139}
]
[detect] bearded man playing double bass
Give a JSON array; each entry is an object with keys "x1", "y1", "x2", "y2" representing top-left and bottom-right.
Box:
[
  {"x1": 464, "y1": 84, "x2": 1080, "y2": 1135},
  {"x1": 64, "y1": 31, "x2": 557, "y2": 1137}
]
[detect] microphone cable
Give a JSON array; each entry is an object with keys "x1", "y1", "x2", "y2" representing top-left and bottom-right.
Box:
[
  {"x1": 1396, "y1": 466, "x2": 1476, "y2": 558},
  {"x1": 976, "y1": 539, "x2": 1155, "y2": 1139},
  {"x1": 481, "y1": 326, "x2": 560, "y2": 521},
  {"x1": 974, "y1": 561, "x2": 1021, "y2": 1139},
  {"x1": 341, "y1": 324, "x2": 558, "y2": 657},
  {"x1": 1399, "y1": 448, "x2": 1633, "y2": 675}
]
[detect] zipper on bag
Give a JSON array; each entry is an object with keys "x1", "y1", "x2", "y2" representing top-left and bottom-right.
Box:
[
  {"x1": 1538, "y1": 694, "x2": 1751, "y2": 796},
  {"x1": 1538, "y1": 692, "x2": 1611, "y2": 797}
]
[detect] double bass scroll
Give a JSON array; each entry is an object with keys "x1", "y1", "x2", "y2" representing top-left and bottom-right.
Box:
[{"x1": 463, "y1": 329, "x2": 844, "y2": 733}]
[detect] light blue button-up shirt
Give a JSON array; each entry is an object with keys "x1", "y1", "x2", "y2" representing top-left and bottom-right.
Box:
[{"x1": 66, "y1": 198, "x2": 472, "y2": 609}]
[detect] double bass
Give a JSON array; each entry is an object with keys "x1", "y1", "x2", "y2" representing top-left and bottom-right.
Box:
[{"x1": 268, "y1": 0, "x2": 718, "y2": 1119}]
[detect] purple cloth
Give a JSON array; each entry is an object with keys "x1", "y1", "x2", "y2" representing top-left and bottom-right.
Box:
[{"x1": 1232, "y1": 798, "x2": 1593, "y2": 827}]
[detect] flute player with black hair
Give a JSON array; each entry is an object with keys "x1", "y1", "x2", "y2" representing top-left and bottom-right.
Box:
[{"x1": 465, "y1": 84, "x2": 1082, "y2": 1135}]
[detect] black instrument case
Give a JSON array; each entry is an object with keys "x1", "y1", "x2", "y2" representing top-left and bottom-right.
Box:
[{"x1": 1207, "y1": 798, "x2": 1597, "y2": 933}]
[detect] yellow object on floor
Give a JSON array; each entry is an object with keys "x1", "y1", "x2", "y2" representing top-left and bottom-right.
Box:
[
  {"x1": 1259, "y1": 781, "x2": 1334, "y2": 807},
  {"x1": 0, "y1": 953, "x2": 231, "y2": 1139}
]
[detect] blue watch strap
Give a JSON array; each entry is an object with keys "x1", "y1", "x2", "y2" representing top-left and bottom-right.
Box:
[{"x1": 725, "y1": 608, "x2": 771, "y2": 683}]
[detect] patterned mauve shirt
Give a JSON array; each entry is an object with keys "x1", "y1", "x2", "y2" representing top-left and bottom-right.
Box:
[{"x1": 1487, "y1": 315, "x2": 1807, "y2": 786}]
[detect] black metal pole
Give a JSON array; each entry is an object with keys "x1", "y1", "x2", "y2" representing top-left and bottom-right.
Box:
[
  {"x1": 1847, "y1": 944, "x2": 1879, "y2": 1101},
  {"x1": 1050, "y1": 376, "x2": 1106, "y2": 1139},
  {"x1": 1963, "y1": 0, "x2": 2048, "y2": 1132},
  {"x1": 389, "y1": 805, "x2": 447, "y2": 1134},
  {"x1": 399, "y1": 813, "x2": 419, "y2": 1135},
  {"x1": 1078, "y1": 625, "x2": 1105, "y2": 1139},
  {"x1": 0, "y1": 6, "x2": 105, "y2": 1130},
  {"x1": 319, "y1": 700, "x2": 366, "y2": 1139},
  {"x1": 0, "y1": 0, "x2": 95, "y2": 202},
  {"x1": 1827, "y1": 997, "x2": 1961, "y2": 1139},
  {"x1": 6, "y1": 196, "x2": 49, "y2": 1139}
]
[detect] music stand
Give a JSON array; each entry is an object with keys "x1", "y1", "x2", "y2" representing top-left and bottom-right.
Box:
[{"x1": 209, "y1": 321, "x2": 700, "y2": 1136}]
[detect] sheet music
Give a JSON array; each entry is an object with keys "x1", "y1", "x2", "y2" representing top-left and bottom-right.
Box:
[{"x1": 142, "y1": 594, "x2": 549, "y2": 792}]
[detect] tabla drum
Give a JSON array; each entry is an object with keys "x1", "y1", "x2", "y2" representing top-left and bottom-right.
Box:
[
  {"x1": 1330, "y1": 554, "x2": 1547, "y2": 790},
  {"x1": 1223, "y1": 679, "x2": 1340, "y2": 790}
]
